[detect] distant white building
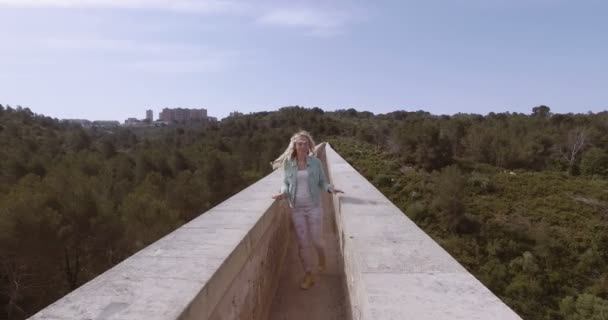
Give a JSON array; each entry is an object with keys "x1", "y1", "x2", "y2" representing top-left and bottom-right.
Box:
[
  {"x1": 125, "y1": 118, "x2": 141, "y2": 125},
  {"x1": 62, "y1": 119, "x2": 92, "y2": 127},
  {"x1": 146, "y1": 110, "x2": 153, "y2": 122},
  {"x1": 92, "y1": 120, "x2": 120, "y2": 127},
  {"x1": 159, "y1": 107, "x2": 208, "y2": 123}
]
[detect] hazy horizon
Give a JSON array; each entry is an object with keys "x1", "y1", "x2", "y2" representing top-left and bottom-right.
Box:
[{"x1": 3, "y1": 103, "x2": 606, "y2": 123}]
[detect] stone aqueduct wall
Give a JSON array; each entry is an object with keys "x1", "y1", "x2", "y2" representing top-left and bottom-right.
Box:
[
  {"x1": 32, "y1": 166, "x2": 292, "y2": 320},
  {"x1": 31, "y1": 143, "x2": 521, "y2": 320},
  {"x1": 324, "y1": 144, "x2": 521, "y2": 320}
]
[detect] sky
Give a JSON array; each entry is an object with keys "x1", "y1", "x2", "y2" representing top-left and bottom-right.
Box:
[{"x1": 1, "y1": 0, "x2": 607, "y2": 121}]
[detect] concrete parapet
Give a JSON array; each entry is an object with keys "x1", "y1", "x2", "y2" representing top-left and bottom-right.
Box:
[
  {"x1": 31, "y1": 142, "x2": 522, "y2": 320},
  {"x1": 324, "y1": 143, "x2": 522, "y2": 320},
  {"x1": 31, "y1": 171, "x2": 291, "y2": 320}
]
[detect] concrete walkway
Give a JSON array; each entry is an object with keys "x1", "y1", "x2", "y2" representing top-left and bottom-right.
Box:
[{"x1": 268, "y1": 195, "x2": 350, "y2": 320}]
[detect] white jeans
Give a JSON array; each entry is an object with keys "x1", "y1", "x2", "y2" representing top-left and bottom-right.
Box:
[{"x1": 290, "y1": 203, "x2": 324, "y2": 272}]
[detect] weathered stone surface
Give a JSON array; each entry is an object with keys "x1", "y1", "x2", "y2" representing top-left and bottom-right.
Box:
[
  {"x1": 325, "y1": 143, "x2": 522, "y2": 320},
  {"x1": 31, "y1": 171, "x2": 290, "y2": 320},
  {"x1": 31, "y1": 143, "x2": 521, "y2": 320}
]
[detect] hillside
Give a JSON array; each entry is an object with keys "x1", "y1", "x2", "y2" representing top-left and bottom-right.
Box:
[
  {"x1": 1, "y1": 103, "x2": 608, "y2": 319},
  {"x1": 329, "y1": 137, "x2": 608, "y2": 320}
]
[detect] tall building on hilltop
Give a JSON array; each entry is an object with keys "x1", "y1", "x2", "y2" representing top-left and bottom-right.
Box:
[
  {"x1": 146, "y1": 109, "x2": 153, "y2": 122},
  {"x1": 159, "y1": 108, "x2": 208, "y2": 123}
]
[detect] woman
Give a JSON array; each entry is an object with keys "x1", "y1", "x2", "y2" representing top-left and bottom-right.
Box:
[{"x1": 271, "y1": 130, "x2": 343, "y2": 290}]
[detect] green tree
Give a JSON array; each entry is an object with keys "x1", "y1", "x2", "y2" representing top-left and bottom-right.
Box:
[
  {"x1": 560, "y1": 294, "x2": 608, "y2": 320},
  {"x1": 120, "y1": 173, "x2": 181, "y2": 250},
  {"x1": 581, "y1": 147, "x2": 608, "y2": 177},
  {"x1": 98, "y1": 138, "x2": 117, "y2": 159},
  {"x1": 532, "y1": 105, "x2": 551, "y2": 118},
  {"x1": 67, "y1": 128, "x2": 91, "y2": 152},
  {"x1": 432, "y1": 166, "x2": 479, "y2": 234}
]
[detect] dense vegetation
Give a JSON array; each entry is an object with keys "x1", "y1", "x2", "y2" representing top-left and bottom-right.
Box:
[{"x1": 1, "y1": 103, "x2": 607, "y2": 319}]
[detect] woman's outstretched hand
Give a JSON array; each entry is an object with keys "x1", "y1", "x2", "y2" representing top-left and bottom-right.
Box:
[
  {"x1": 329, "y1": 188, "x2": 344, "y2": 194},
  {"x1": 272, "y1": 193, "x2": 285, "y2": 200}
]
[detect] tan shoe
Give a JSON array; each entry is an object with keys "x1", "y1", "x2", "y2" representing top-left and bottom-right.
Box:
[{"x1": 300, "y1": 272, "x2": 315, "y2": 290}]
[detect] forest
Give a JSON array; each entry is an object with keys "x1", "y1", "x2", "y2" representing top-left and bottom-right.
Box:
[{"x1": 1, "y1": 103, "x2": 607, "y2": 319}]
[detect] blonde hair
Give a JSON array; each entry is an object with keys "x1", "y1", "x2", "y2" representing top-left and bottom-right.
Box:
[{"x1": 271, "y1": 130, "x2": 316, "y2": 170}]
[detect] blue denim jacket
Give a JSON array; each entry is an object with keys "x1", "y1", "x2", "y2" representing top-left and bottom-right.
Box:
[{"x1": 280, "y1": 155, "x2": 333, "y2": 207}]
